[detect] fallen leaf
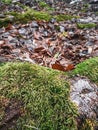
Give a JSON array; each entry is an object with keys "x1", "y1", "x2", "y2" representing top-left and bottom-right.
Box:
[
  {"x1": 65, "y1": 64, "x2": 75, "y2": 71},
  {"x1": 52, "y1": 62, "x2": 65, "y2": 71},
  {"x1": 5, "y1": 24, "x2": 13, "y2": 31},
  {"x1": 34, "y1": 47, "x2": 45, "y2": 53},
  {"x1": 1, "y1": 44, "x2": 13, "y2": 50}
]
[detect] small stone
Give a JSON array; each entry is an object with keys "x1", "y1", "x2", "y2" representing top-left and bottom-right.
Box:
[
  {"x1": 88, "y1": 47, "x2": 93, "y2": 54},
  {"x1": 85, "y1": 41, "x2": 94, "y2": 46},
  {"x1": 59, "y1": 26, "x2": 65, "y2": 32},
  {"x1": 0, "y1": 14, "x2": 5, "y2": 18},
  {"x1": 50, "y1": 18, "x2": 56, "y2": 23},
  {"x1": 19, "y1": 28, "x2": 26, "y2": 35},
  {"x1": 31, "y1": 21, "x2": 39, "y2": 28},
  {"x1": 0, "y1": 40, "x2": 5, "y2": 45}
]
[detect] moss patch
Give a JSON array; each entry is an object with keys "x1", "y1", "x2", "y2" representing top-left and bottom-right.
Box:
[
  {"x1": 0, "y1": 62, "x2": 77, "y2": 130},
  {"x1": 0, "y1": 6, "x2": 80, "y2": 27},
  {"x1": 70, "y1": 57, "x2": 98, "y2": 85},
  {"x1": 1, "y1": 0, "x2": 12, "y2": 4},
  {"x1": 77, "y1": 23, "x2": 96, "y2": 29},
  {"x1": 0, "y1": 17, "x2": 12, "y2": 28}
]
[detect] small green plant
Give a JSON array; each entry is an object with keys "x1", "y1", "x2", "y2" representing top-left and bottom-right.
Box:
[
  {"x1": 77, "y1": 23, "x2": 96, "y2": 29},
  {"x1": 54, "y1": 14, "x2": 72, "y2": 21},
  {"x1": 39, "y1": 1, "x2": 48, "y2": 8}
]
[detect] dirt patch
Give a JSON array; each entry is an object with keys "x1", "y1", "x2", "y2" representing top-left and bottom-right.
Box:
[{"x1": 0, "y1": 99, "x2": 24, "y2": 130}]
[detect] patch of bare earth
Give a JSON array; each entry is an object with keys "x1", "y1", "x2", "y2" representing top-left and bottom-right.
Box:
[{"x1": 0, "y1": 99, "x2": 23, "y2": 130}]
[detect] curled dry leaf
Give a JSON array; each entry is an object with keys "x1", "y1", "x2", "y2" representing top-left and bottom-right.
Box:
[
  {"x1": 65, "y1": 64, "x2": 75, "y2": 71},
  {"x1": 34, "y1": 47, "x2": 45, "y2": 53},
  {"x1": 52, "y1": 62, "x2": 65, "y2": 71}
]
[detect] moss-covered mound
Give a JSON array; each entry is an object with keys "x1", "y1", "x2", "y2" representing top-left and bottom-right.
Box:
[
  {"x1": 0, "y1": 62, "x2": 77, "y2": 130},
  {"x1": 71, "y1": 57, "x2": 98, "y2": 85},
  {"x1": 0, "y1": 57, "x2": 98, "y2": 130}
]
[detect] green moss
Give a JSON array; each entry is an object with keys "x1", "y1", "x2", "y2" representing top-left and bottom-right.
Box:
[
  {"x1": 54, "y1": 14, "x2": 73, "y2": 21},
  {"x1": 0, "y1": 57, "x2": 98, "y2": 129},
  {"x1": 0, "y1": 62, "x2": 77, "y2": 130},
  {"x1": 0, "y1": 17, "x2": 12, "y2": 28},
  {"x1": 70, "y1": 57, "x2": 98, "y2": 84},
  {"x1": 54, "y1": 14, "x2": 80, "y2": 21},
  {"x1": 1, "y1": 0, "x2": 12, "y2": 4},
  {"x1": 0, "y1": 7, "x2": 80, "y2": 27},
  {"x1": 4, "y1": 8, "x2": 52, "y2": 25},
  {"x1": 39, "y1": 1, "x2": 49, "y2": 8},
  {"x1": 32, "y1": 11, "x2": 52, "y2": 21},
  {"x1": 77, "y1": 23, "x2": 96, "y2": 29}
]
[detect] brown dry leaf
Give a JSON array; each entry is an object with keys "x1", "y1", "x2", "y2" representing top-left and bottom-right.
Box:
[
  {"x1": 5, "y1": 24, "x2": 13, "y2": 31},
  {"x1": 34, "y1": 47, "x2": 45, "y2": 53},
  {"x1": 52, "y1": 62, "x2": 65, "y2": 71},
  {"x1": 34, "y1": 32, "x2": 42, "y2": 40},
  {"x1": 45, "y1": 39, "x2": 51, "y2": 46},
  {"x1": 65, "y1": 64, "x2": 75, "y2": 71},
  {"x1": 1, "y1": 44, "x2": 13, "y2": 50}
]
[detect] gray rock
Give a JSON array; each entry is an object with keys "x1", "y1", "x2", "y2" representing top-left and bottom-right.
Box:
[
  {"x1": 59, "y1": 26, "x2": 65, "y2": 32},
  {"x1": 70, "y1": 77, "x2": 98, "y2": 120},
  {"x1": 19, "y1": 28, "x2": 26, "y2": 35},
  {"x1": 0, "y1": 14, "x2": 6, "y2": 18},
  {"x1": 31, "y1": 21, "x2": 39, "y2": 28}
]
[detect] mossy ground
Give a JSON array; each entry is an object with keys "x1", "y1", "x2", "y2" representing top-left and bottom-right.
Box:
[
  {"x1": 77, "y1": 23, "x2": 96, "y2": 29},
  {"x1": 70, "y1": 57, "x2": 98, "y2": 85},
  {"x1": 0, "y1": 57, "x2": 98, "y2": 130},
  {"x1": 0, "y1": 2, "x2": 79, "y2": 27},
  {"x1": 0, "y1": 62, "x2": 77, "y2": 130}
]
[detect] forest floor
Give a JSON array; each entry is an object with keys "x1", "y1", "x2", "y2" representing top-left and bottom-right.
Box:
[
  {"x1": 0, "y1": 0, "x2": 98, "y2": 71},
  {"x1": 0, "y1": 0, "x2": 98, "y2": 130}
]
